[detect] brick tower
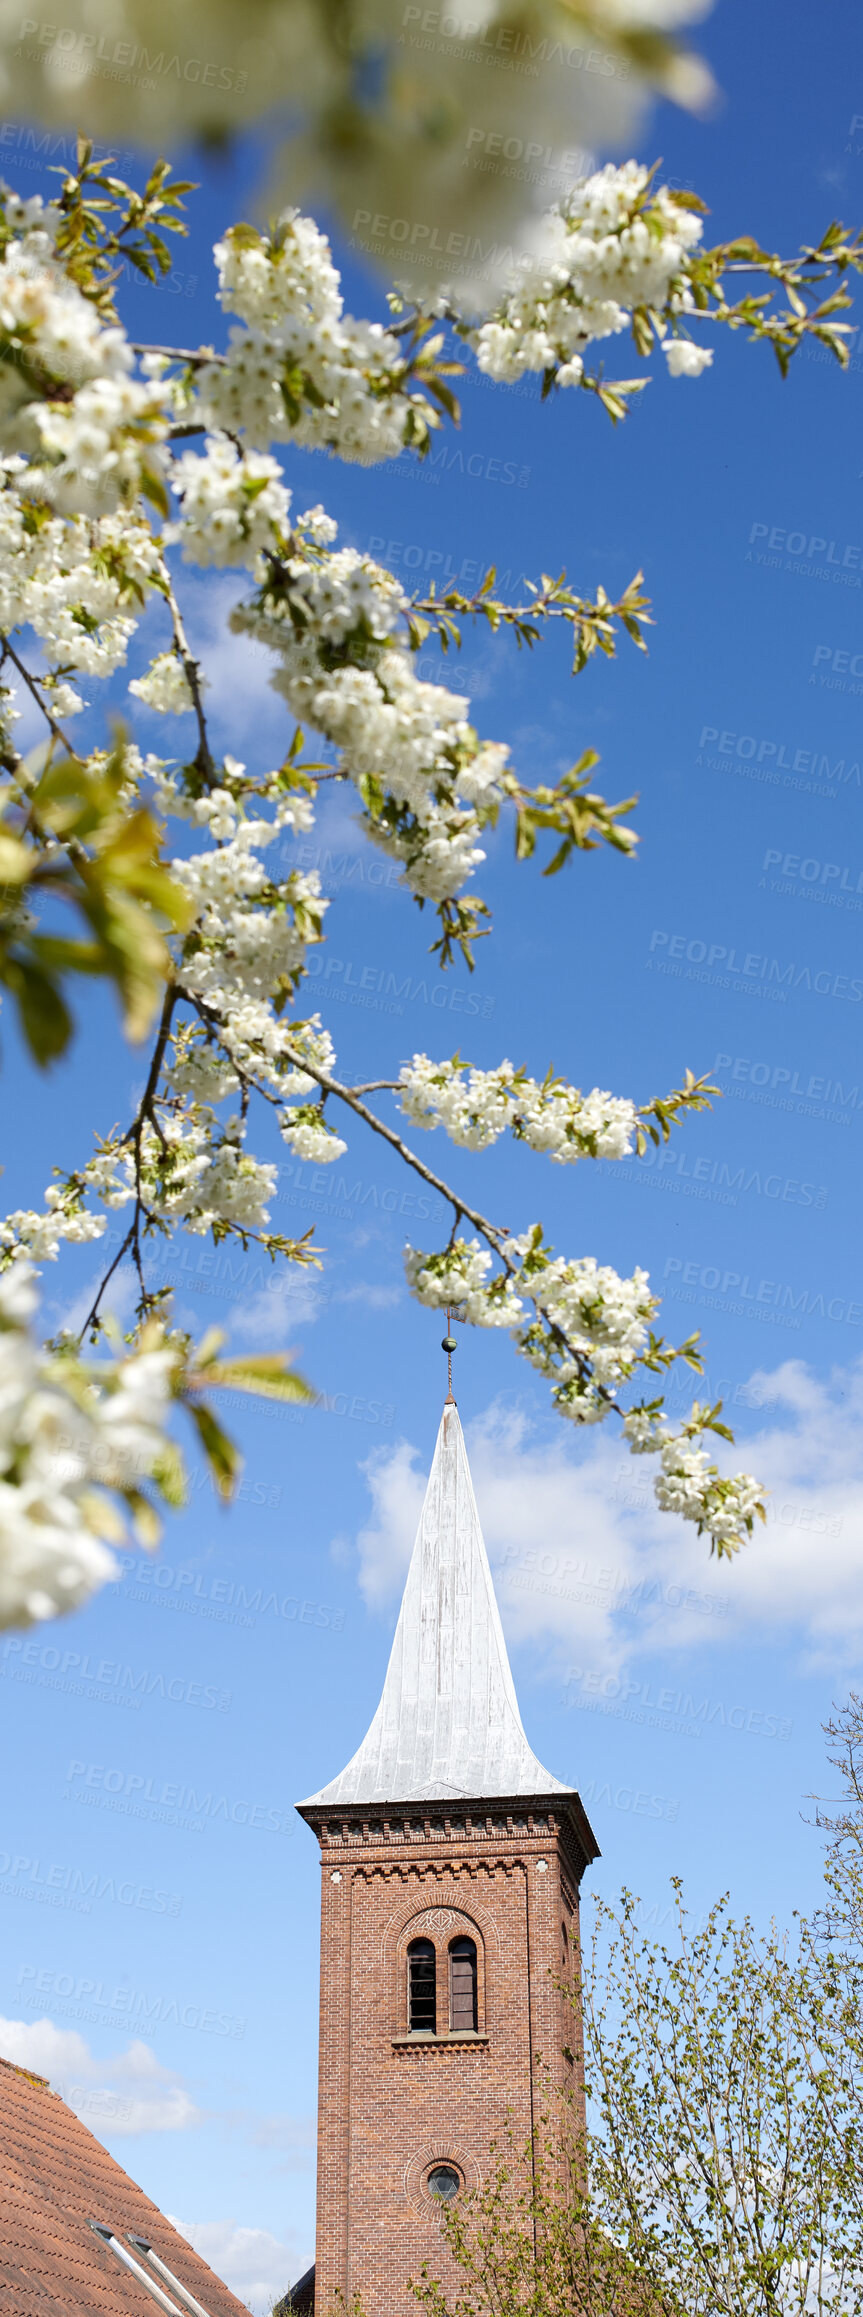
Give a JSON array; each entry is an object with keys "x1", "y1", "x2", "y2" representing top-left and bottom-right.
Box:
[{"x1": 297, "y1": 1392, "x2": 599, "y2": 2317}]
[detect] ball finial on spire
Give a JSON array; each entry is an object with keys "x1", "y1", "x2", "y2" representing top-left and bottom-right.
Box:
[{"x1": 441, "y1": 1302, "x2": 465, "y2": 1402}]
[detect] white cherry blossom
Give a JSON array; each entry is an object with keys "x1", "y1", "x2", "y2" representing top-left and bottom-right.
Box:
[
  {"x1": 472, "y1": 164, "x2": 706, "y2": 386},
  {"x1": 278, "y1": 1109, "x2": 347, "y2": 1165},
  {"x1": 0, "y1": 1265, "x2": 175, "y2": 1630},
  {"x1": 233, "y1": 534, "x2": 511, "y2": 905},
  {"x1": 193, "y1": 213, "x2": 439, "y2": 464},
  {"x1": 130, "y1": 653, "x2": 197, "y2": 715},
  {"x1": 168, "y1": 433, "x2": 293, "y2": 568},
  {"x1": 664, "y1": 339, "x2": 714, "y2": 377},
  {"x1": 398, "y1": 1054, "x2": 638, "y2": 1160}
]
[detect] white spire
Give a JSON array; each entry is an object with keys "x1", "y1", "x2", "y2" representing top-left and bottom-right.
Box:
[{"x1": 300, "y1": 1399, "x2": 570, "y2": 1809}]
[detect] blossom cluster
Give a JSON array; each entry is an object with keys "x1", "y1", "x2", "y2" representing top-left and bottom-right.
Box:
[
  {"x1": 0, "y1": 1, "x2": 709, "y2": 307},
  {"x1": 171, "y1": 822, "x2": 328, "y2": 1059},
  {"x1": 0, "y1": 198, "x2": 173, "y2": 513},
  {"x1": 404, "y1": 1235, "x2": 764, "y2": 1553},
  {"x1": 403, "y1": 1232, "x2": 655, "y2": 1401},
  {"x1": 623, "y1": 1406, "x2": 766, "y2": 1555},
  {"x1": 0, "y1": 1264, "x2": 175, "y2": 1629},
  {"x1": 404, "y1": 1238, "x2": 525, "y2": 1330},
  {"x1": 472, "y1": 163, "x2": 711, "y2": 387},
  {"x1": 0, "y1": 477, "x2": 165, "y2": 678},
  {"x1": 166, "y1": 433, "x2": 293, "y2": 570},
  {"x1": 135, "y1": 1116, "x2": 279, "y2": 1235},
  {"x1": 398, "y1": 1053, "x2": 638, "y2": 1160},
  {"x1": 193, "y1": 214, "x2": 438, "y2": 465},
  {"x1": 272, "y1": 1019, "x2": 347, "y2": 1164},
  {"x1": 129, "y1": 651, "x2": 195, "y2": 714},
  {"x1": 233, "y1": 531, "x2": 510, "y2": 903},
  {"x1": 0, "y1": 1188, "x2": 107, "y2": 1269},
  {"x1": 511, "y1": 1242, "x2": 655, "y2": 1404},
  {"x1": 652, "y1": 1434, "x2": 764, "y2": 1552},
  {"x1": 0, "y1": 672, "x2": 343, "y2": 1292},
  {"x1": 278, "y1": 1107, "x2": 347, "y2": 1165},
  {"x1": 0, "y1": 1107, "x2": 280, "y2": 1261}
]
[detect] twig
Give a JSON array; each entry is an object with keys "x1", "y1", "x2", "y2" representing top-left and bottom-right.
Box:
[
  {"x1": 131, "y1": 344, "x2": 224, "y2": 364},
  {"x1": 261, "y1": 1041, "x2": 508, "y2": 1253},
  {"x1": 163, "y1": 579, "x2": 215, "y2": 782},
  {"x1": 126, "y1": 980, "x2": 177, "y2": 1161},
  {"x1": 184, "y1": 989, "x2": 505, "y2": 1252},
  {"x1": 1, "y1": 636, "x2": 76, "y2": 754},
  {"x1": 79, "y1": 1221, "x2": 136, "y2": 1339},
  {"x1": 79, "y1": 982, "x2": 177, "y2": 1337}
]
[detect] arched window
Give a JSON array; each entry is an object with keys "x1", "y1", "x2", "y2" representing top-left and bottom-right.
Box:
[
  {"x1": 449, "y1": 1937, "x2": 477, "y2": 2032},
  {"x1": 407, "y1": 1938, "x2": 436, "y2": 2034}
]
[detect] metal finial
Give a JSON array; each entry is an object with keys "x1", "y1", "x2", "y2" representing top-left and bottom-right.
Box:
[{"x1": 441, "y1": 1303, "x2": 465, "y2": 1403}]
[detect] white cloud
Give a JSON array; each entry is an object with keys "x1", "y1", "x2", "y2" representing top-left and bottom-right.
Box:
[
  {"x1": 229, "y1": 1272, "x2": 326, "y2": 1344},
  {"x1": 44, "y1": 1260, "x2": 138, "y2": 1340},
  {"x1": 712, "y1": 1356, "x2": 863, "y2": 1667},
  {"x1": 300, "y1": 777, "x2": 367, "y2": 857},
  {"x1": 163, "y1": 573, "x2": 290, "y2": 757},
  {"x1": 354, "y1": 1437, "x2": 428, "y2": 1607},
  {"x1": 9, "y1": 681, "x2": 47, "y2": 752},
  {"x1": 348, "y1": 1364, "x2": 863, "y2": 1676},
  {"x1": 229, "y1": 1276, "x2": 399, "y2": 1345},
  {"x1": 0, "y1": 2017, "x2": 201, "y2": 2134},
  {"x1": 168, "y1": 2216, "x2": 306, "y2": 2315}
]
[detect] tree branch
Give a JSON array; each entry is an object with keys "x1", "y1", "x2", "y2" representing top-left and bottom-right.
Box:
[
  {"x1": 163, "y1": 579, "x2": 216, "y2": 781},
  {"x1": 1, "y1": 635, "x2": 76, "y2": 755}
]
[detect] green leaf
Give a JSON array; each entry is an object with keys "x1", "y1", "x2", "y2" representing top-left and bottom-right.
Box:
[
  {"x1": 77, "y1": 1487, "x2": 127, "y2": 1542},
  {"x1": 149, "y1": 1437, "x2": 188, "y2": 1510},
  {"x1": 187, "y1": 1400, "x2": 241, "y2": 1500},
  {"x1": 9, "y1": 959, "x2": 72, "y2": 1064},
  {"x1": 126, "y1": 1489, "x2": 163, "y2": 1547},
  {"x1": 202, "y1": 1354, "x2": 314, "y2": 1404},
  {"x1": 138, "y1": 465, "x2": 171, "y2": 520},
  {"x1": 0, "y1": 832, "x2": 32, "y2": 886},
  {"x1": 29, "y1": 933, "x2": 105, "y2": 974}
]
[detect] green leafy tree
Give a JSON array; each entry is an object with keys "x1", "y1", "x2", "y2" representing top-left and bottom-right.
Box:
[
  {"x1": 813, "y1": 1694, "x2": 863, "y2": 1959},
  {"x1": 413, "y1": 1881, "x2": 863, "y2": 2317}
]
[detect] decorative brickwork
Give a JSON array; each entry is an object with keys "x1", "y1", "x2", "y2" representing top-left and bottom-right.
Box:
[{"x1": 299, "y1": 1796, "x2": 596, "y2": 2317}]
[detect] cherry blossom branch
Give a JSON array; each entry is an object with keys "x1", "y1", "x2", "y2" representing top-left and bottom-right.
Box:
[
  {"x1": 0, "y1": 637, "x2": 76, "y2": 756},
  {"x1": 79, "y1": 982, "x2": 177, "y2": 1337},
  {"x1": 263, "y1": 1039, "x2": 509, "y2": 1253},
  {"x1": 126, "y1": 980, "x2": 177, "y2": 1161},
  {"x1": 409, "y1": 570, "x2": 651, "y2": 673},
  {"x1": 163, "y1": 580, "x2": 215, "y2": 780},
  {"x1": 261, "y1": 1042, "x2": 707, "y2": 1405},
  {"x1": 78, "y1": 1217, "x2": 138, "y2": 1339},
  {"x1": 132, "y1": 344, "x2": 222, "y2": 364}
]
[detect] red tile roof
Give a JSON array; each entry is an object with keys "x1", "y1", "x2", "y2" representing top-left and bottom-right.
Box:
[{"x1": 0, "y1": 2057, "x2": 252, "y2": 2317}]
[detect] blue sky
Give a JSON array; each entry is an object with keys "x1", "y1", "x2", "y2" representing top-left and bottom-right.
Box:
[{"x1": 2, "y1": 0, "x2": 863, "y2": 2302}]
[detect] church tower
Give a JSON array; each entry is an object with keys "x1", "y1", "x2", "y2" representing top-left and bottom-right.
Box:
[{"x1": 297, "y1": 1393, "x2": 598, "y2": 2317}]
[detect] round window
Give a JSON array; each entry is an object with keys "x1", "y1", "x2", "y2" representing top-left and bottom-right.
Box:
[{"x1": 428, "y1": 2166, "x2": 460, "y2": 2201}]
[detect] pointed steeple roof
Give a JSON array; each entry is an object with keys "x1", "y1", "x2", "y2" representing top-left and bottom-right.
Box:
[{"x1": 300, "y1": 1399, "x2": 571, "y2": 1810}]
